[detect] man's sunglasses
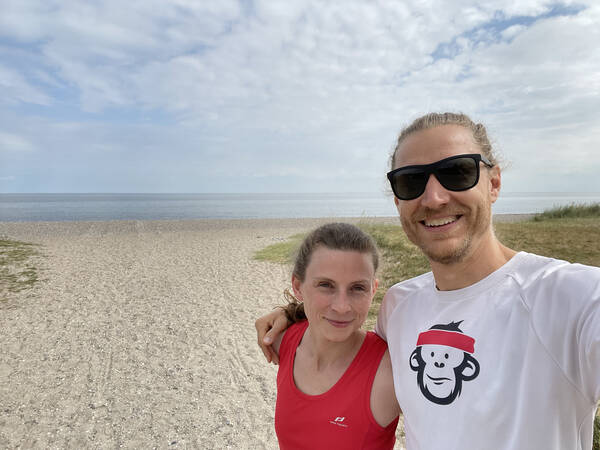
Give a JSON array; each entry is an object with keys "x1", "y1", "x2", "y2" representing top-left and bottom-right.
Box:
[{"x1": 387, "y1": 154, "x2": 494, "y2": 200}]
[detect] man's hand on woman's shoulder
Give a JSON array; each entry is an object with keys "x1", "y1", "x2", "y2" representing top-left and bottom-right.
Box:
[{"x1": 255, "y1": 308, "x2": 291, "y2": 365}]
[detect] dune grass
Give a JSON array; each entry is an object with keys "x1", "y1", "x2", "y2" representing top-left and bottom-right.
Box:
[
  {"x1": 592, "y1": 411, "x2": 600, "y2": 450},
  {"x1": 533, "y1": 202, "x2": 600, "y2": 221},
  {"x1": 0, "y1": 238, "x2": 43, "y2": 302},
  {"x1": 254, "y1": 233, "x2": 305, "y2": 264},
  {"x1": 595, "y1": 414, "x2": 600, "y2": 450}
]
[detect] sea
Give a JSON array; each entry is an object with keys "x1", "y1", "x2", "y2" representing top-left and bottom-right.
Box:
[{"x1": 1, "y1": 192, "x2": 600, "y2": 222}]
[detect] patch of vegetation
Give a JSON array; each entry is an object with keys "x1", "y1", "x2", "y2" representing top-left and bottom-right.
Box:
[
  {"x1": 533, "y1": 202, "x2": 600, "y2": 221},
  {"x1": 595, "y1": 411, "x2": 600, "y2": 450},
  {"x1": 495, "y1": 218, "x2": 600, "y2": 268},
  {"x1": 254, "y1": 233, "x2": 305, "y2": 264},
  {"x1": 0, "y1": 238, "x2": 43, "y2": 301}
]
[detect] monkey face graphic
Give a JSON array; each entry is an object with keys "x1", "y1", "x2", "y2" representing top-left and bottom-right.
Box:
[{"x1": 409, "y1": 321, "x2": 479, "y2": 405}]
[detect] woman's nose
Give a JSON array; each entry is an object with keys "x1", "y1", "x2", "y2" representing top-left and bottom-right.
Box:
[{"x1": 330, "y1": 293, "x2": 351, "y2": 313}]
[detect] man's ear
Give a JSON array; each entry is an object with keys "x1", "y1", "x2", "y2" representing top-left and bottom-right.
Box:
[{"x1": 488, "y1": 165, "x2": 501, "y2": 204}]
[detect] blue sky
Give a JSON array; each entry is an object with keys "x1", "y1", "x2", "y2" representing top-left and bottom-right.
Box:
[{"x1": 1, "y1": 0, "x2": 599, "y2": 193}]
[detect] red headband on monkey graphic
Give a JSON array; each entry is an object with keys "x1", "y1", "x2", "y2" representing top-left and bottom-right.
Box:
[{"x1": 416, "y1": 329, "x2": 475, "y2": 354}]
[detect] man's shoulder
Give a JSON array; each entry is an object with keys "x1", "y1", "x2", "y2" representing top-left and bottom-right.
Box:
[
  {"x1": 511, "y1": 252, "x2": 600, "y2": 303},
  {"x1": 388, "y1": 271, "x2": 433, "y2": 292},
  {"x1": 376, "y1": 272, "x2": 434, "y2": 338},
  {"x1": 511, "y1": 252, "x2": 600, "y2": 286},
  {"x1": 383, "y1": 272, "x2": 433, "y2": 305}
]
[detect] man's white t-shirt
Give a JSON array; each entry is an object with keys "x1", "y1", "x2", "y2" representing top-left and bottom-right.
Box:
[{"x1": 376, "y1": 252, "x2": 600, "y2": 450}]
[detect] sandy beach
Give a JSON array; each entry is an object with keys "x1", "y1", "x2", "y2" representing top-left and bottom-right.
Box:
[{"x1": 0, "y1": 215, "x2": 531, "y2": 448}]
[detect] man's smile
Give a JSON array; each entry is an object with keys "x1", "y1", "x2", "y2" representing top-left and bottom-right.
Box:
[{"x1": 421, "y1": 216, "x2": 462, "y2": 228}]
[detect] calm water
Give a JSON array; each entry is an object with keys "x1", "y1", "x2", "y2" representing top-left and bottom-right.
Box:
[{"x1": 1, "y1": 192, "x2": 600, "y2": 222}]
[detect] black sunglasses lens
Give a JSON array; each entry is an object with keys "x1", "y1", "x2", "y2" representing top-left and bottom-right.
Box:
[
  {"x1": 389, "y1": 156, "x2": 483, "y2": 199},
  {"x1": 436, "y1": 157, "x2": 479, "y2": 191},
  {"x1": 391, "y1": 168, "x2": 428, "y2": 200}
]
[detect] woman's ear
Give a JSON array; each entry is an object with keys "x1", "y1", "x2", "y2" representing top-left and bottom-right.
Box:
[
  {"x1": 291, "y1": 274, "x2": 303, "y2": 301},
  {"x1": 372, "y1": 278, "x2": 379, "y2": 296}
]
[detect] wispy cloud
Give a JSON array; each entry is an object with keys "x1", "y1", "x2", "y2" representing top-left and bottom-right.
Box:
[
  {"x1": 0, "y1": 131, "x2": 35, "y2": 152},
  {"x1": 0, "y1": 0, "x2": 599, "y2": 192}
]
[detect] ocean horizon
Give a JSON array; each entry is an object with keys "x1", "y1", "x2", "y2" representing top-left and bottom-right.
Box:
[{"x1": 1, "y1": 192, "x2": 600, "y2": 222}]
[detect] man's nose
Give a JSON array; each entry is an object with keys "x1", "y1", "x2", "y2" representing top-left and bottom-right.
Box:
[{"x1": 420, "y1": 174, "x2": 450, "y2": 208}]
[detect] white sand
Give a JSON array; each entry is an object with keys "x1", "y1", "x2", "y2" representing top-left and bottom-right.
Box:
[
  {"x1": 0, "y1": 218, "x2": 404, "y2": 448},
  {"x1": 0, "y1": 215, "x2": 530, "y2": 448}
]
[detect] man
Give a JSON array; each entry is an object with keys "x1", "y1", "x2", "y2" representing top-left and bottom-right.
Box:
[{"x1": 256, "y1": 112, "x2": 600, "y2": 449}]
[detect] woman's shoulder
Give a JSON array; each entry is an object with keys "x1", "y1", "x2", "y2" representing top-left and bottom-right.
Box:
[
  {"x1": 274, "y1": 320, "x2": 308, "y2": 355},
  {"x1": 365, "y1": 330, "x2": 388, "y2": 351}
]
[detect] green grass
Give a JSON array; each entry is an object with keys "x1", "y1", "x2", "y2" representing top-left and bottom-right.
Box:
[
  {"x1": 533, "y1": 202, "x2": 600, "y2": 221},
  {"x1": 0, "y1": 238, "x2": 43, "y2": 301},
  {"x1": 595, "y1": 411, "x2": 600, "y2": 450},
  {"x1": 254, "y1": 233, "x2": 305, "y2": 264}
]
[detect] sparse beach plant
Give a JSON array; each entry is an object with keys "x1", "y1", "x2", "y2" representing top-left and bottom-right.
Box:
[
  {"x1": 254, "y1": 233, "x2": 305, "y2": 264},
  {"x1": 533, "y1": 202, "x2": 600, "y2": 221},
  {"x1": 594, "y1": 412, "x2": 600, "y2": 450},
  {"x1": 0, "y1": 238, "x2": 43, "y2": 301}
]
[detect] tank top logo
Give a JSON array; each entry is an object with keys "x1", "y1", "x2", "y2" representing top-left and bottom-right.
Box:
[
  {"x1": 408, "y1": 321, "x2": 480, "y2": 405},
  {"x1": 329, "y1": 416, "x2": 349, "y2": 428}
]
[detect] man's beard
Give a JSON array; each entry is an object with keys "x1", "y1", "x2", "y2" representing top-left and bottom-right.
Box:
[
  {"x1": 423, "y1": 232, "x2": 474, "y2": 265},
  {"x1": 403, "y1": 202, "x2": 491, "y2": 265}
]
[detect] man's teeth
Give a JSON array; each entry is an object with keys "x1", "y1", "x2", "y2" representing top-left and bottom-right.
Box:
[{"x1": 424, "y1": 217, "x2": 457, "y2": 227}]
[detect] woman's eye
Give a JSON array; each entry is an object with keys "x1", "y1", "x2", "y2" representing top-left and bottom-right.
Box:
[
  {"x1": 318, "y1": 282, "x2": 332, "y2": 288},
  {"x1": 352, "y1": 285, "x2": 367, "y2": 292}
]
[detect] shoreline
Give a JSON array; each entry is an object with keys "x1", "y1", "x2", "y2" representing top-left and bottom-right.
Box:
[{"x1": 0, "y1": 213, "x2": 534, "y2": 240}]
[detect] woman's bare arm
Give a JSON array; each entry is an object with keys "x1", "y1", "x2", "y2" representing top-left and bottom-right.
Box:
[{"x1": 370, "y1": 349, "x2": 401, "y2": 427}]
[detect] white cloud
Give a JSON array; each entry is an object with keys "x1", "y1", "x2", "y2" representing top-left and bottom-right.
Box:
[
  {"x1": 0, "y1": 131, "x2": 35, "y2": 152},
  {"x1": 501, "y1": 24, "x2": 526, "y2": 40},
  {"x1": 0, "y1": 64, "x2": 52, "y2": 105},
  {"x1": 0, "y1": 0, "x2": 599, "y2": 193}
]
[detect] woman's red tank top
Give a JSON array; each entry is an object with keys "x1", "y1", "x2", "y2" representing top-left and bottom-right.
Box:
[{"x1": 275, "y1": 320, "x2": 398, "y2": 449}]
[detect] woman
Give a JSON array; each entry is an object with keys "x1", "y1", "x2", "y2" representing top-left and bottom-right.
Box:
[{"x1": 272, "y1": 223, "x2": 400, "y2": 449}]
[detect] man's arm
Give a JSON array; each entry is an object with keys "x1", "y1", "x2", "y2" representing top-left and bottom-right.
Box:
[
  {"x1": 525, "y1": 261, "x2": 600, "y2": 402},
  {"x1": 255, "y1": 308, "x2": 291, "y2": 365}
]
